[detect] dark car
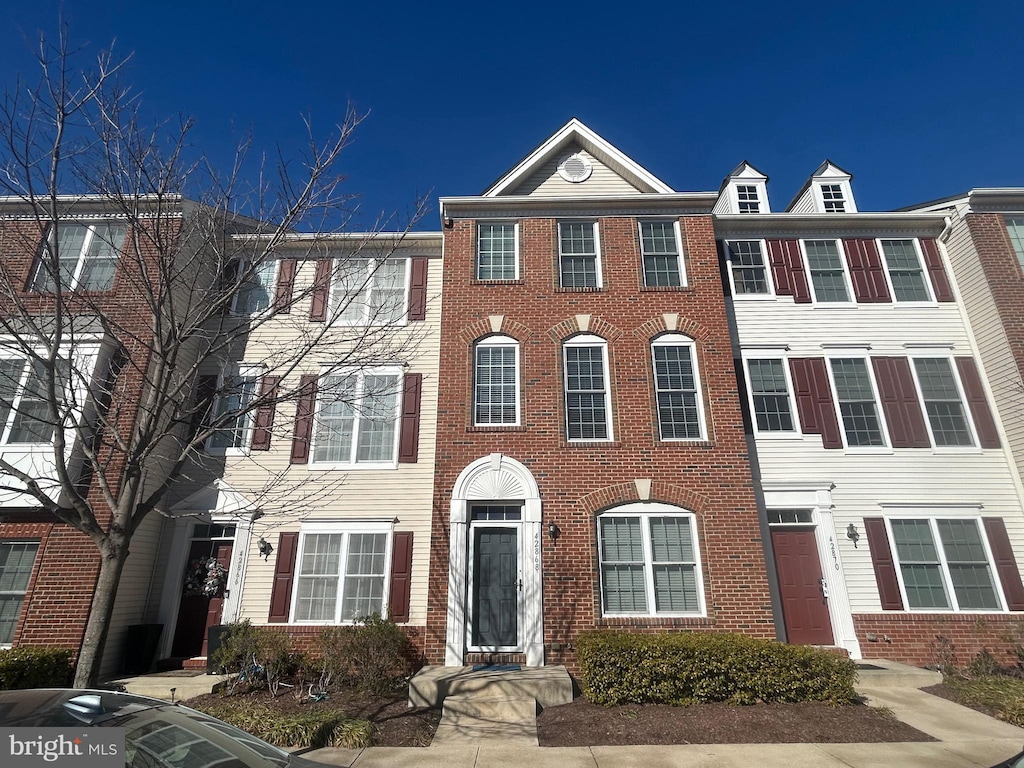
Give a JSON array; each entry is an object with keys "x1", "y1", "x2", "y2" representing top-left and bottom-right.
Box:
[
  {"x1": 0, "y1": 688, "x2": 324, "y2": 768},
  {"x1": 994, "y1": 749, "x2": 1024, "y2": 768}
]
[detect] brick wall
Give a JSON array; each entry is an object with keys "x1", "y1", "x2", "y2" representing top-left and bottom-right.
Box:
[{"x1": 854, "y1": 613, "x2": 1023, "y2": 668}]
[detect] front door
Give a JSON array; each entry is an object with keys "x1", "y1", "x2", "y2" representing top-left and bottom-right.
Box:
[
  {"x1": 472, "y1": 527, "x2": 518, "y2": 648},
  {"x1": 171, "y1": 539, "x2": 233, "y2": 658},
  {"x1": 771, "y1": 527, "x2": 834, "y2": 645}
]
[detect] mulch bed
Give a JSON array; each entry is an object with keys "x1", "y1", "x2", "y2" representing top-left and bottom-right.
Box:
[{"x1": 922, "y1": 683, "x2": 999, "y2": 718}]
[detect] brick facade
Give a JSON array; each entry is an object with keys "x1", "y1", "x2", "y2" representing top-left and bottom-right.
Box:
[{"x1": 853, "y1": 613, "x2": 1023, "y2": 668}]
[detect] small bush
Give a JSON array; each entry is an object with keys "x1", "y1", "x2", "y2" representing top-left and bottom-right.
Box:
[
  {"x1": 213, "y1": 621, "x2": 298, "y2": 696},
  {"x1": 576, "y1": 631, "x2": 856, "y2": 707},
  {"x1": 190, "y1": 701, "x2": 376, "y2": 748},
  {"x1": 312, "y1": 615, "x2": 412, "y2": 695},
  {"x1": 0, "y1": 647, "x2": 73, "y2": 690}
]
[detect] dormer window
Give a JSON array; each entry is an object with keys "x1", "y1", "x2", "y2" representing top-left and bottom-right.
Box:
[
  {"x1": 820, "y1": 184, "x2": 846, "y2": 213},
  {"x1": 736, "y1": 185, "x2": 761, "y2": 214}
]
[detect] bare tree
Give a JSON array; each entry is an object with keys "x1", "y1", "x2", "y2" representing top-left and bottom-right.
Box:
[{"x1": 0, "y1": 29, "x2": 427, "y2": 686}]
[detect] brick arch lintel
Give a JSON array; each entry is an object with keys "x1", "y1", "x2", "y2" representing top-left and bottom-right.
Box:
[
  {"x1": 547, "y1": 315, "x2": 623, "y2": 344},
  {"x1": 459, "y1": 316, "x2": 534, "y2": 345},
  {"x1": 578, "y1": 480, "x2": 711, "y2": 518},
  {"x1": 632, "y1": 314, "x2": 714, "y2": 342}
]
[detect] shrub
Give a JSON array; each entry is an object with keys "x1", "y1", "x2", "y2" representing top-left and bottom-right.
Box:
[
  {"x1": 576, "y1": 631, "x2": 856, "y2": 707},
  {"x1": 213, "y1": 621, "x2": 298, "y2": 696},
  {"x1": 0, "y1": 647, "x2": 73, "y2": 690},
  {"x1": 190, "y1": 701, "x2": 376, "y2": 748},
  {"x1": 313, "y1": 615, "x2": 412, "y2": 695}
]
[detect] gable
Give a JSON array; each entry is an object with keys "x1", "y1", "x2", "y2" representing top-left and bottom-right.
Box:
[{"x1": 504, "y1": 144, "x2": 643, "y2": 197}]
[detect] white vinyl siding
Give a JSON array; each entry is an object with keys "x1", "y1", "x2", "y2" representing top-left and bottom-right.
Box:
[
  {"x1": 32, "y1": 222, "x2": 126, "y2": 292},
  {"x1": 0, "y1": 542, "x2": 38, "y2": 644}
]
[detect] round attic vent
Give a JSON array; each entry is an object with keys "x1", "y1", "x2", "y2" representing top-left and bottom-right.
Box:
[{"x1": 557, "y1": 153, "x2": 593, "y2": 183}]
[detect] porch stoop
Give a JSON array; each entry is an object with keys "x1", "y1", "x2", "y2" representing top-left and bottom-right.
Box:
[
  {"x1": 854, "y1": 659, "x2": 942, "y2": 690},
  {"x1": 432, "y1": 694, "x2": 539, "y2": 745},
  {"x1": 108, "y1": 672, "x2": 232, "y2": 701}
]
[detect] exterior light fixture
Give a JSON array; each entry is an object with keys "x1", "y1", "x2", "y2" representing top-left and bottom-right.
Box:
[
  {"x1": 846, "y1": 523, "x2": 860, "y2": 548},
  {"x1": 257, "y1": 537, "x2": 273, "y2": 560},
  {"x1": 547, "y1": 522, "x2": 560, "y2": 540}
]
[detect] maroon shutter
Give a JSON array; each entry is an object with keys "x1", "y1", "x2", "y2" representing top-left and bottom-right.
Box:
[
  {"x1": 789, "y1": 358, "x2": 842, "y2": 448},
  {"x1": 268, "y1": 532, "x2": 299, "y2": 623},
  {"x1": 309, "y1": 259, "x2": 332, "y2": 322},
  {"x1": 864, "y1": 518, "x2": 904, "y2": 610},
  {"x1": 872, "y1": 357, "x2": 929, "y2": 448},
  {"x1": 408, "y1": 257, "x2": 428, "y2": 321},
  {"x1": 192, "y1": 374, "x2": 219, "y2": 440},
  {"x1": 983, "y1": 518, "x2": 1024, "y2": 611},
  {"x1": 844, "y1": 239, "x2": 891, "y2": 303},
  {"x1": 398, "y1": 373, "x2": 422, "y2": 463},
  {"x1": 920, "y1": 239, "x2": 954, "y2": 302},
  {"x1": 274, "y1": 259, "x2": 297, "y2": 313},
  {"x1": 250, "y1": 375, "x2": 281, "y2": 451},
  {"x1": 767, "y1": 240, "x2": 811, "y2": 303},
  {"x1": 388, "y1": 531, "x2": 414, "y2": 622},
  {"x1": 789, "y1": 358, "x2": 820, "y2": 434},
  {"x1": 956, "y1": 357, "x2": 1000, "y2": 448},
  {"x1": 290, "y1": 374, "x2": 319, "y2": 464}
]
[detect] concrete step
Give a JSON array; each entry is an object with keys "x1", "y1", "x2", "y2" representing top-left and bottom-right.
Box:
[
  {"x1": 430, "y1": 720, "x2": 538, "y2": 746},
  {"x1": 109, "y1": 673, "x2": 232, "y2": 702},
  {"x1": 854, "y1": 659, "x2": 942, "y2": 690},
  {"x1": 441, "y1": 694, "x2": 537, "y2": 725},
  {"x1": 410, "y1": 665, "x2": 574, "y2": 709}
]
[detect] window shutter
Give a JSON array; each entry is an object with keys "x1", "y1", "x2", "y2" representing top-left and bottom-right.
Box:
[
  {"x1": 872, "y1": 357, "x2": 929, "y2": 448},
  {"x1": 983, "y1": 518, "x2": 1024, "y2": 611},
  {"x1": 398, "y1": 373, "x2": 422, "y2": 463},
  {"x1": 268, "y1": 532, "x2": 299, "y2": 623},
  {"x1": 192, "y1": 374, "x2": 219, "y2": 441},
  {"x1": 767, "y1": 240, "x2": 810, "y2": 303},
  {"x1": 388, "y1": 531, "x2": 414, "y2": 622},
  {"x1": 273, "y1": 259, "x2": 297, "y2": 313},
  {"x1": 250, "y1": 375, "x2": 281, "y2": 451},
  {"x1": 844, "y1": 239, "x2": 891, "y2": 303},
  {"x1": 789, "y1": 358, "x2": 842, "y2": 448},
  {"x1": 716, "y1": 241, "x2": 731, "y2": 297},
  {"x1": 956, "y1": 357, "x2": 1000, "y2": 448},
  {"x1": 408, "y1": 257, "x2": 428, "y2": 321},
  {"x1": 309, "y1": 259, "x2": 332, "y2": 322},
  {"x1": 920, "y1": 239, "x2": 954, "y2": 302},
  {"x1": 290, "y1": 374, "x2": 319, "y2": 464},
  {"x1": 864, "y1": 518, "x2": 904, "y2": 610}
]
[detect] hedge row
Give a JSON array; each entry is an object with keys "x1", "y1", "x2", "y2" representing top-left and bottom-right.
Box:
[
  {"x1": 576, "y1": 631, "x2": 856, "y2": 706},
  {"x1": 0, "y1": 646, "x2": 74, "y2": 690}
]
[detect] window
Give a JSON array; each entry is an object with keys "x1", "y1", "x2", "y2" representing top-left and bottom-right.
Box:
[
  {"x1": 736, "y1": 185, "x2": 761, "y2": 214},
  {"x1": 474, "y1": 337, "x2": 519, "y2": 426},
  {"x1": 293, "y1": 526, "x2": 390, "y2": 622},
  {"x1": 477, "y1": 223, "x2": 518, "y2": 280},
  {"x1": 879, "y1": 240, "x2": 930, "y2": 302},
  {"x1": 312, "y1": 370, "x2": 401, "y2": 465},
  {"x1": 1007, "y1": 217, "x2": 1024, "y2": 270},
  {"x1": 0, "y1": 542, "x2": 38, "y2": 644},
  {"x1": 232, "y1": 259, "x2": 277, "y2": 315},
  {"x1": 639, "y1": 221, "x2": 684, "y2": 287},
  {"x1": 912, "y1": 357, "x2": 973, "y2": 447},
  {"x1": 652, "y1": 335, "x2": 704, "y2": 440},
  {"x1": 599, "y1": 506, "x2": 702, "y2": 616},
  {"x1": 563, "y1": 335, "x2": 611, "y2": 440},
  {"x1": 830, "y1": 358, "x2": 885, "y2": 447},
  {"x1": 206, "y1": 370, "x2": 258, "y2": 452},
  {"x1": 0, "y1": 358, "x2": 71, "y2": 444},
  {"x1": 558, "y1": 222, "x2": 600, "y2": 288},
  {"x1": 820, "y1": 184, "x2": 846, "y2": 213},
  {"x1": 746, "y1": 358, "x2": 795, "y2": 433},
  {"x1": 32, "y1": 222, "x2": 126, "y2": 292},
  {"x1": 332, "y1": 258, "x2": 408, "y2": 324},
  {"x1": 726, "y1": 240, "x2": 771, "y2": 295},
  {"x1": 803, "y1": 240, "x2": 851, "y2": 302},
  {"x1": 889, "y1": 518, "x2": 1001, "y2": 610}
]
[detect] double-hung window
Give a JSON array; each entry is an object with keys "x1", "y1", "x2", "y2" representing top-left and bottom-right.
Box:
[
  {"x1": 477, "y1": 223, "x2": 518, "y2": 280},
  {"x1": 232, "y1": 258, "x2": 277, "y2": 315},
  {"x1": 889, "y1": 518, "x2": 1001, "y2": 611},
  {"x1": 639, "y1": 221, "x2": 684, "y2": 287},
  {"x1": 312, "y1": 369, "x2": 401, "y2": 465},
  {"x1": 293, "y1": 524, "x2": 391, "y2": 622},
  {"x1": 803, "y1": 240, "x2": 852, "y2": 303},
  {"x1": 879, "y1": 240, "x2": 931, "y2": 302},
  {"x1": 726, "y1": 240, "x2": 771, "y2": 295},
  {"x1": 911, "y1": 357, "x2": 974, "y2": 447},
  {"x1": 745, "y1": 358, "x2": 796, "y2": 433},
  {"x1": 333, "y1": 258, "x2": 408, "y2": 324},
  {"x1": 1006, "y1": 217, "x2": 1024, "y2": 270},
  {"x1": 736, "y1": 185, "x2": 762, "y2": 214},
  {"x1": 564, "y1": 335, "x2": 611, "y2": 441},
  {"x1": 206, "y1": 369, "x2": 259, "y2": 452},
  {"x1": 33, "y1": 222, "x2": 127, "y2": 292},
  {"x1": 558, "y1": 222, "x2": 600, "y2": 288},
  {"x1": 0, "y1": 357, "x2": 71, "y2": 444},
  {"x1": 0, "y1": 542, "x2": 39, "y2": 644},
  {"x1": 474, "y1": 337, "x2": 519, "y2": 426},
  {"x1": 830, "y1": 358, "x2": 885, "y2": 447},
  {"x1": 652, "y1": 335, "x2": 704, "y2": 440},
  {"x1": 599, "y1": 505, "x2": 703, "y2": 616},
  {"x1": 820, "y1": 184, "x2": 846, "y2": 213}
]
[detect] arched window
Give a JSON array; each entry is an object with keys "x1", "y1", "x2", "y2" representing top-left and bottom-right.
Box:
[
  {"x1": 651, "y1": 334, "x2": 705, "y2": 441},
  {"x1": 474, "y1": 336, "x2": 520, "y2": 426}
]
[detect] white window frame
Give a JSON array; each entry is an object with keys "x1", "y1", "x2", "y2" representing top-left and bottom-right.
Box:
[
  {"x1": 725, "y1": 239, "x2": 775, "y2": 298},
  {"x1": 638, "y1": 219, "x2": 686, "y2": 288},
  {"x1": 557, "y1": 221, "x2": 603, "y2": 289},
  {"x1": 473, "y1": 336, "x2": 521, "y2": 427},
  {"x1": 31, "y1": 222, "x2": 127, "y2": 292},
  {"x1": 205, "y1": 364, "x2": 262, "y2": 455},
  {"x1": 563, "y1": 334, "x2": 613, "y2": 442},
  {"x1": 597, "y1": 503, "x2": 706, "y2": 618},
  {"x1": 0, "y1": 540, "x2": 40, "y2": 646},
  {"x1": 476, "y1": 221, "x2": 519, "y2": 281},
  {"x1": 330, "y1": 257, "x2": 410, "y2": 326},
  {"x1": 290, "y1": 521, "x2": 394, "y2": 624},
  {"x1": 231, "y1": 258, "x2": 279, "y2": 315},
  {"x1": 801, "y1": 239, "x2": 855, "y2": 304},
  {"x1": 907, "y1": 355, "x2": 978, "y2": 450},
  {"x1": 886, "y1": 516, "x2": 1005, "y2": 613},
  {"x1": 1005, "y1": 216, "x2": 1024, "y2": 270},
  {"x1": 816, "y1": 183, "x2": 852, "y2": 213},
  {"x1": 651, "y1": 334, "x2": 706, "y2": 442},
  {"x1": 742, "y1": 353, "x2": 799, "y2": 438},
  {"x1": 733, "y1": 184, "x2": 763, "y2": 214},
  {"x1": 875, "y1": 239, "x2": 934, "y2": 304},
  {"x1": 309, "y1": 366, "x2": 404, "y2": 469},
  {"x1": 826, "y1": 355, "x2": 891, "y2": 451}
]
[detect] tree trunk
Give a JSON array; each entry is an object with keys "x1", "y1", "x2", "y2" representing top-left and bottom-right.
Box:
[{"x1": 73, "y1": 539, "x2": 130, "y2": 688}]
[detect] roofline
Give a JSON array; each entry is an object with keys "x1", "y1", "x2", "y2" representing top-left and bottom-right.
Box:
[
  {"x1": 232, "y1": 231, "x2": 444, "y2": 251},
  {"x1": 714, "y1": 211, "x2": 947, "y2": 237},
  {"x1": 441, "y1": 192, "x2": 718, "y2": 219},
  {"x1": 899, "y1": 188, "x2": 1024, "y2": 214}
]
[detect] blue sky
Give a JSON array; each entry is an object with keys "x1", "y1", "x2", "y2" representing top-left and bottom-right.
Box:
[{"x1": 0, "y1": 2, "x2": 1020, "y2": 230}]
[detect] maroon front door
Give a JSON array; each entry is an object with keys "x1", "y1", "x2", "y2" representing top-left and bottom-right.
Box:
[
  {"x1": 771, "y1": 527, "x2": 834, "y2": 645},
  {"x1": 171, "y1": 539, "x2": 233, "y2": 658}
]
